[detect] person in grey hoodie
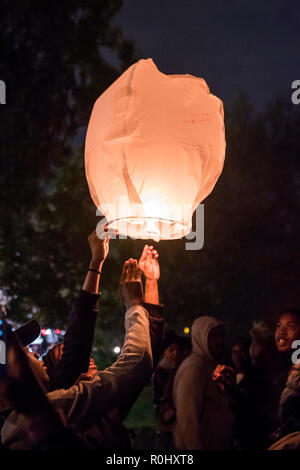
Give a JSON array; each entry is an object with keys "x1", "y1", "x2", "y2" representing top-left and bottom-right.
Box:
[{"x1": 172, "y1": 316, "x2": 234, "y2": 450}]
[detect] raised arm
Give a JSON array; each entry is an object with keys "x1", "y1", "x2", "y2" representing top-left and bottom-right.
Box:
[
  {"x1": 49, "y1": 231, "x2": 109, "y2": 390},
  {"x1": 138, "y1": 244, "x2": 160, "y2": 305},
  {"x1": 48, "y1": 260, "x2": 153, "y2": 431},
  {"x1": 82, "y1": 231, "x2": 109, "y2": 294},
  {"x1": 138, "y1": 245, "x2": 164, "y2": 372}
]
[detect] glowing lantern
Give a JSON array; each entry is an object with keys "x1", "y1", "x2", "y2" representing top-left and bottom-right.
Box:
[{"x1": 85, "y1": 58, "x2": 225, "y2": 241}]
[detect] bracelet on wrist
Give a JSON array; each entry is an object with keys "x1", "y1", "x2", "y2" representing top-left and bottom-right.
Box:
[{"x1": 88, "y1": 268, "x2": 102, "y2": 275}]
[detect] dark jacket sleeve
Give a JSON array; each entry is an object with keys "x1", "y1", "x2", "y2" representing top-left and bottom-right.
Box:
[
  {"x1": 49, "y1": 290, "x2": 99, "y2": 390},
  {"x1": 144, "y1": 302, "x2": 164, "y2": 371}
]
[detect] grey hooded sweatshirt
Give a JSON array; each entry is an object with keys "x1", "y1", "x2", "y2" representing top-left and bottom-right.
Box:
[{"x1": 172, "y1": 316, "x2": 234, "y2": 450}]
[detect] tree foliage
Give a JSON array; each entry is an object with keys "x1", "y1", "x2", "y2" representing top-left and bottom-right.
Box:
[{"x1": 0, "y1": 1, "x2": 137, "y2": 331}]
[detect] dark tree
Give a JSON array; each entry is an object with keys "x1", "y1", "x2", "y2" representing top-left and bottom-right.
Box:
[
  {"x1": 156, "y1": 93, "x2": 300, "y2": 340},
  {"x1": 0, "y1": 1, "x2": 137, "y2": 329}
]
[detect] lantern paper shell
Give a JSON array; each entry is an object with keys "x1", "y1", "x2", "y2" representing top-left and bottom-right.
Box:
[{"x1": 85, "y1": 58, "x2": 225, "y2": 241}]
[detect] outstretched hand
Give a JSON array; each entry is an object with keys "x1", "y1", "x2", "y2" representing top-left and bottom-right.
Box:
[
  {"x1": 119, "y1": 259, "x2": 144, "y2": 309},
  {"x1": 88, "y1": 230, "x2": 109, "y2": 268},
  {"x1": 138, "y1": 245, "x2": 160, "y2": 281}
]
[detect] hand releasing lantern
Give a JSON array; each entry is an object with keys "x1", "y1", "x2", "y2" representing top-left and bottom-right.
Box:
[{"x1": 85, "y1": 58, "x2": 226, "y2": 241}]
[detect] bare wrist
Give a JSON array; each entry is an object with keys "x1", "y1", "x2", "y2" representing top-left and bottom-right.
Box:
[
  {"x1": 145, "y1": 278, "x2": 158, "y2": 284},
  {"x1": 89, "y1": 259, "x2": 104, "y2": 270}
]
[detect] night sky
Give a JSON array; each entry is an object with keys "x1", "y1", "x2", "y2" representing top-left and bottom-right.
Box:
[{"x1": 113, "y1": 0, "x2": 300, "y2": 110}]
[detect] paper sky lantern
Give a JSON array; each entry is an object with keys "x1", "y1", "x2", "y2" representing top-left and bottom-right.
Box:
[{"x1": 85, "y1": 58, "x2": 225, "y2": 241}]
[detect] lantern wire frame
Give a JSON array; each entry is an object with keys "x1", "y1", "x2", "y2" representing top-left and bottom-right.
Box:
[{"x1": 96, "y1": 215, "x2": 192, "y2": 242}]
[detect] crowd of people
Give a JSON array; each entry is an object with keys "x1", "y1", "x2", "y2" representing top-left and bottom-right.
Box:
[
  {"x1": 0, "y1": 231, "x2": 300, "y2": 451},
  {"x1": 153, "y1": 310, "x2": 300, "y2": 450}
]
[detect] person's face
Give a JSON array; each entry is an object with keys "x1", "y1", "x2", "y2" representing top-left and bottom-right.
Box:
[
  {"x1": 208, "y1": 326, "x2": 225, "y2": 361},
  {"x1": 275, "y1": 313, "x2": 300, "y2": 352},
  {"x1": 163, "y1": 343, "x2": 181, "y2": 368},
  {"x1": 25, "y1": 348, "x2": 50, "y2": 386},
  {"x1": 232, "y1": 343, "x2": 250, "y2": 371}
]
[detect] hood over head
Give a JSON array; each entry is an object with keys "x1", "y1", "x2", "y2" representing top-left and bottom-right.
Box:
[{"x1": 191, "y1": 316, "x2": 223, "y2": 359}]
